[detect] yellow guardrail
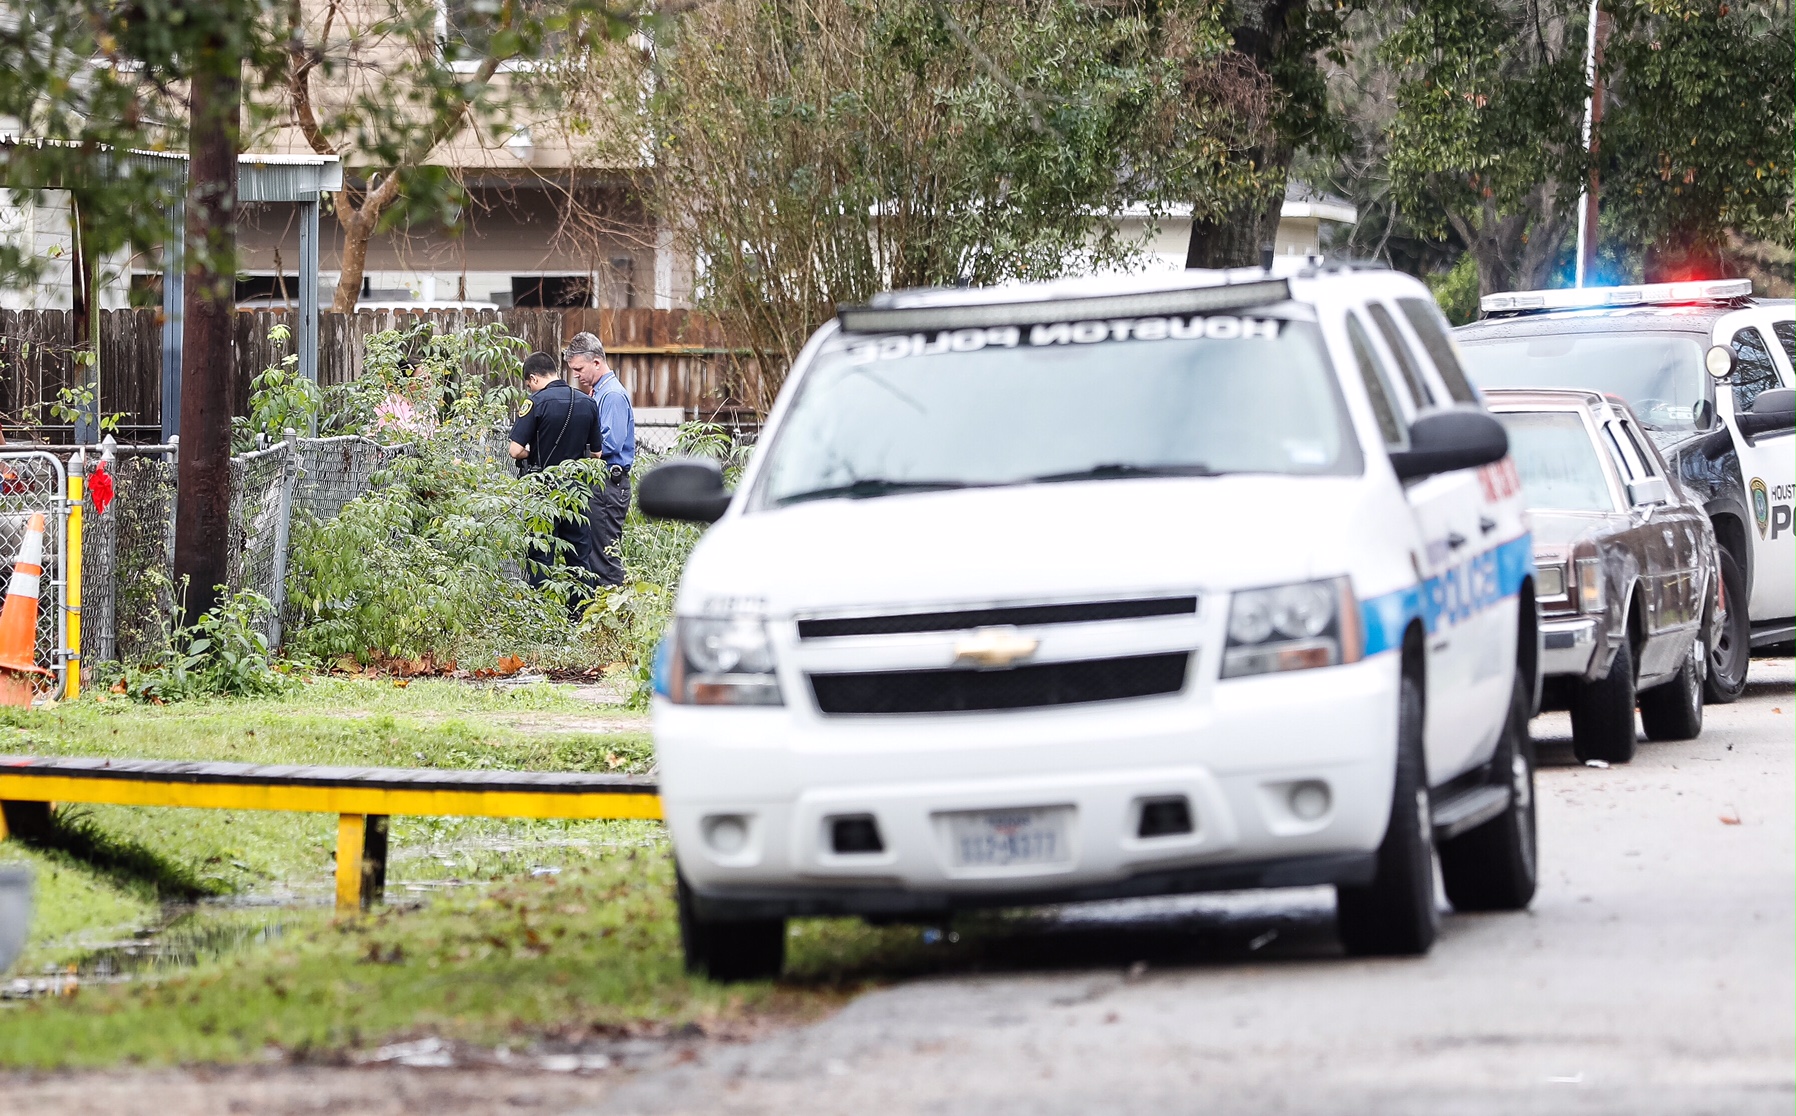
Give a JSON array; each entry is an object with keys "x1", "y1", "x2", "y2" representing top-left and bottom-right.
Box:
[{"x1": 0, "y1": 756, "x2": 661, "y2": 910}]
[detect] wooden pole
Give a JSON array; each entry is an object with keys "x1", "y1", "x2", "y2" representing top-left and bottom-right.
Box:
[{"x1": 172, "y1": 39, "x2": 242, "y2": 624}]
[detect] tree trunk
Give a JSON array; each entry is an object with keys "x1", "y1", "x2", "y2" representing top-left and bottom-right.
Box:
[
  {"x1": 173, "y1": 44, "x2": 242, "y2": 624},
  {"x1": 330, "y1": 206, "x2": 370, "y2": 313},
  {"x1": 328, "y1": 176, "x2": 403, "y2": 313},
  {"x1": 1185, "y1": 148, "x2": 1292, "y2": 270}
]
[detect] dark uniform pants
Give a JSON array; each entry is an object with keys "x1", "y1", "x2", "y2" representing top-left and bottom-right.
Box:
[
  {"x1": 529, "y1": 514, "x2": 598, "y2": 593},
  {"x1": 588, "y1": 471, "x2": 632, "y2": 586}
]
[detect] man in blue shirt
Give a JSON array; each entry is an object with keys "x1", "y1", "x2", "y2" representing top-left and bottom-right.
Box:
[{"x1": 564, "y1": 332, "x2": 636, "y2": 586}]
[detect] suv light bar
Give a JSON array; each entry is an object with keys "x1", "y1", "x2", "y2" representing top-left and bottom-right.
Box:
[
  {"x1": 1480, "y1": 279, "x2": 1752, "y2": 315},
  {"x1": 838, "y1": 279, "x2": 1291, "y2": 335}
]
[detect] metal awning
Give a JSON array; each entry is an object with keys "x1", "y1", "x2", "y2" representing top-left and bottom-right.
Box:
[{"x1": 0, "y1": 141, "x2": 343, "y2": 440}]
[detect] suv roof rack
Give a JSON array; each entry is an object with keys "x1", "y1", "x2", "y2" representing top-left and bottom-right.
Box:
[
  {"x1": 1480, "y1": 279, "x2": 1752, "y2": 316},
  {"x1": 838, "y1": 279, "x2": 1291, "y2": 335}
]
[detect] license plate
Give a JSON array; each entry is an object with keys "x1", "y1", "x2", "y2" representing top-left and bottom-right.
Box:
[{"x1": 943, "y1": 807, "x2": 1072, "y2": 869}]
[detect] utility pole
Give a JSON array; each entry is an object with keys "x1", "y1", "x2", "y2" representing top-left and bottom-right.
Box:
[
  {"x1": 1573, "y1": 0, "x2": 1610, "y2": 288},
  {"x1": 172, "y1": 32, "x2": 241, "y2": 624}
]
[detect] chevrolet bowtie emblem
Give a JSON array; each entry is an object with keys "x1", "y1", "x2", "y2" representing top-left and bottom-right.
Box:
[{"x1": 954, "y1": 627, "x2": 1040, "y2": 669}]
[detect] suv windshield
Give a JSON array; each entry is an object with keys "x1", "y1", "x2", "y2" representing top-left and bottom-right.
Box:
[
  {"x1": 1459, "y1": 331, "x2": 1707, "y2": 433},
  {"x1": 756, "y1": 316, "x2": 1361, "y2": 507},
  {"x1": 1495, "y1": 411, "x2": 1618, "y2": 512}
]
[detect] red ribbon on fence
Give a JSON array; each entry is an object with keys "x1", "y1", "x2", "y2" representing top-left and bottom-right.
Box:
[{"x1": 88, "y1": 462, "x2": 114, "y2": 515}]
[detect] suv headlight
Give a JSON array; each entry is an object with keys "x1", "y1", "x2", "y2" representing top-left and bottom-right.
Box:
[
  {"x1": 1222, "y1": 577, "x2": 1362, "y2": 679},
  {"x1": 655, "y1": 615, "x2": 784, "y2": 706}
]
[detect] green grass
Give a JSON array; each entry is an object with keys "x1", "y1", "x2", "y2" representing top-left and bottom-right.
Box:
[
  {"x1": 0, "y1": 677, "x2": 960, "y2": 1066},
  {"x1": 0, "y1": 678, "x2": 656, "y2": 970},
  {"x1": 0, "y1": 841, "x2": 966, "y2": 1069}
]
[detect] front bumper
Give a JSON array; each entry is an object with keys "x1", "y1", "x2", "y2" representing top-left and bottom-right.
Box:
[
  {"x1": 656, "y1": 655, "x2": 1402, "y2": 913},
  {"x1": 1541, "y1": 616, "x2": 1598, "y2": 677}
]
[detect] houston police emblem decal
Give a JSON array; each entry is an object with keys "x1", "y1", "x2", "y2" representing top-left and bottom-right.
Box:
[{"x1": 1751, "y1": 477, "x2": 1769, "y2": 538}]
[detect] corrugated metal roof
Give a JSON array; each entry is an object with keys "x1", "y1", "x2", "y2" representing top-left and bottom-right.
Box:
[{"x1": 0, "y1": 138, "x2": 342, "y2": 198}]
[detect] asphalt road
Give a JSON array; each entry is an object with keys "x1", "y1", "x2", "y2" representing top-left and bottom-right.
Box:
[
  {"x1": 595, "y1": 656, "x2": 1795, "y2": 1116},
  {"x1": 6, "y1": 659, "x2": 1790, "y2": 1116}
]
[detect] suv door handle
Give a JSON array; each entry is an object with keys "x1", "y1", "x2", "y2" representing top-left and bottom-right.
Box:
[
  {"x1": 1480, "y1": 516, "x2": 1498, "y2": 535},
  {"x1": 1447, "y1": 532, "x2": 1468, "y2": 550}
]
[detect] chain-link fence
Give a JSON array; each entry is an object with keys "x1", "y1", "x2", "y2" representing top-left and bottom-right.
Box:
[
  {"x1": 294, "y1": 436, "x2": 416, "y2": 523},
  {"x1": 63, "y1": 414, "x2": 751, "y2": 674},
  {"x1": 229, "y1": 443, "x2": 299, "y2": 646},
  {"x1": 80, "y1": 452, "x2": 175, "y2": 664},
  {"x1": 0, "y1": 452, "x2": 67, "y2": 690}
]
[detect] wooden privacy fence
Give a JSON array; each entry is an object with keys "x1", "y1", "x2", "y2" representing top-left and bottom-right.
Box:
[{"x1": 0, "y1": 306, "x2": 761, "y2": 442}]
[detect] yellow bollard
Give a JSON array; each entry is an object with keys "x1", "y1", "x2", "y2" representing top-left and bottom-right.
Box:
[
  {"x1": 65, "y1": 468, "x2": 82, "y2": 701},
  {"x1": 335, "y1": 813, "x2": 365, "y2": 911}
]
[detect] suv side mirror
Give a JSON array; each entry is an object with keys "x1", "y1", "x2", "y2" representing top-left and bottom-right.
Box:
[
  {"x1": 1627, "y1": 476, "x2": 1670, "y2": 506},
  {"x1": 638, "y1": 458, "x2": 733, "y2": 523},
  {"x1": 1389, "y1": 410, "x2": 1510, "y2": 481},
  {"x1": 1737, "y1": 387, "x2": 1796, "y2": 443}
]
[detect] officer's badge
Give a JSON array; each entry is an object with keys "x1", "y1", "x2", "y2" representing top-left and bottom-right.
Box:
[
  {"x1": 1752, "y1": 477, "x2": 1769, "y2": 538},
  {"x1": 518, "y1": 399, "x2": 533, "y2": 416}
]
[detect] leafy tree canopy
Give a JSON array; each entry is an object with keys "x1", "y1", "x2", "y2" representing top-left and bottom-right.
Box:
[
  {"x1": 647, "y1": 0, "x2": 1281, "y2": 399},
  {"x1": 1600, "y1": 0, "x2": 1793, "y2": 280}
]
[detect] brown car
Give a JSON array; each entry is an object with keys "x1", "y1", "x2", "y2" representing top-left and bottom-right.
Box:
[{"x1": 1485, "y1": 389, "x2": 1717, "y2": 763}]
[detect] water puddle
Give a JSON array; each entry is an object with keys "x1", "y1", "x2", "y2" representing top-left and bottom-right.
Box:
[{"x1": 4, "y1": 903, "x2": 298, "y2": 999}]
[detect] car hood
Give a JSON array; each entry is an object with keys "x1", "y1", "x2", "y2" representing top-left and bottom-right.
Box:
[
  {"x1": 1528, "y1": 508, "x2": 1625, "y2": 553},
  {"x1": 679, "y1": 476, "x2": 1380, "y2": 617}
]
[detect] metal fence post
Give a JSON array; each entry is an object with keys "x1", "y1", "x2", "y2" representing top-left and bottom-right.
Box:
[
  {"x1": 64, "y1": 451, "x2": 83, "y2": 700},
  {"x1": 269, "y1": 429, "x2": 299, "y2": 650}
]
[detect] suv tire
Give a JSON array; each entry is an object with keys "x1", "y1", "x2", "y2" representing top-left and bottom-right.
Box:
[
  {"x1": 676, "y1": 872, "x2": 785, "y2": 982},
  {"x1": 1640, "y1": 641, "x2": 1703, "y2": 741},
  {"x1": 1336, "y1": 675, "x2": 1438, "y2": 957},
  {"x1": 1703, "y1": 547, "x2": 1749, "y2": 704},
  {"x1": 1571, "y1": 630, "x2": 1637, "y2": 764},
  {"x1": 1440, "y1": 668, "x2": 1537, "y2": 911}
]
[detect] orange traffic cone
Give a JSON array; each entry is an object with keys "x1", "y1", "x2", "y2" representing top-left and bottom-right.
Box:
[{"x1": 0, "y1": 513, "x2": 53, "y2": 707}]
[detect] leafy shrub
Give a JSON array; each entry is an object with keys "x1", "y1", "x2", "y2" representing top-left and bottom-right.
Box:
[
  {"x1": 100, "y1": 579, "x2": 295, "y2": 703},
  {"x1": 1426, "y1": 254, "x2": 1481, "y2": 326},
  {"x1": 287, "y1": 446, "x2": 603, "y2": 665},
  {"x1": 320, "y1": 319, "x2": 526, "y2": 438},
  {"x1": 234, "y1": 324, "x2": 323, "y2": 453}
]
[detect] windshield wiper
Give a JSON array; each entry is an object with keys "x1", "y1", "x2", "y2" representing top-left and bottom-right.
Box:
[
  {"x1": 776, "y1": 478, "x2": 976, "y2": 505},
  {"x1": 1028, "y1": 462, "x2": 1219, "y2": 484}
]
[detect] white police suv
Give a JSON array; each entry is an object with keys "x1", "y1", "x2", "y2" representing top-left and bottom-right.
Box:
[{"x1": 641, "y1": 263, "x2": 1541, "y2": 980}]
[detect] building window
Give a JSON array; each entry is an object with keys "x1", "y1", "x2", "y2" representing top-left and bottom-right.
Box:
[{"x1": 511, "y1": 275, "x2": 591, "y2": 309}]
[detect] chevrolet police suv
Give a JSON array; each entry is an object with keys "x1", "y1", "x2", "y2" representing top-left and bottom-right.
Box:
[
  {"x1": 641, "y1": 263, "x2": 1542, "y2": 980},
  {"x1": 1459, "y1": 281, "x2": 1796, "y2": 702}
]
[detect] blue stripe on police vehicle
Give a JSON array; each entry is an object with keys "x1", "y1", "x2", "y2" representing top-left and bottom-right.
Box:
[{"x1": 1360, "y1": 532, "x2": 1533, "y2": 658}]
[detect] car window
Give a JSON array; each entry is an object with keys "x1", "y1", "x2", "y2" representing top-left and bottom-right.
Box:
[
  {"x1": 1458, "y1": 331, "x2": 1709, "y2": 434},
  {"x1": 1397, "y1": 298, "x2": 1478, "y2": 403},
  {"x1": 758, "y1": 318, "x2": 1364, "y2": 505},
  {"x1": 1731, "y1": 327, "x2": 1781, "y2": 413},
  {"x1": 1496, "y1": 411, "x2": 1619, "y2": 512},
  {"x1": 1365, "y1": 303, "x2": 1435, "y2": 407},
  {"x1": 1617, "y1": 420, "x2": 1658, "y2": 477},
  {"x1": 1773, "y1": 320, "x2": 1795, "y2": 367},
  {"x1": 1346, "y1": 313, "x2": 1406, "y2": 448}
]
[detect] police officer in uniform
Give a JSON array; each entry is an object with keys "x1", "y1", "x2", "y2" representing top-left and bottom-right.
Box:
[
  {"x1": 509, "y1": 350, "x2": 603, "y2": 587},
  {"x1": 563, "y1": 332, "x2": 636, "y2": 586}
]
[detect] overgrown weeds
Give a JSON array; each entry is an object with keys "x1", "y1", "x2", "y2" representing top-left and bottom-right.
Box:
[{"x1": 96, "y1": 576, "x2": 297, "y2": 703}]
